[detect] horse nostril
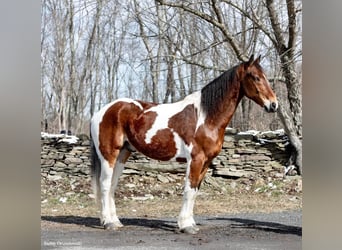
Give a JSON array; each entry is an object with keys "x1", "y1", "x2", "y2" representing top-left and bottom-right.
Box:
[{"x1": 271, "y1": 102, "x2": 277, "y2": 110}]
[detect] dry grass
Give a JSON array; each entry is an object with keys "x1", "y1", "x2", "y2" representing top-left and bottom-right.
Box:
[{"x1": 41, "y1": 174, "x2": 302, "y2": 223}]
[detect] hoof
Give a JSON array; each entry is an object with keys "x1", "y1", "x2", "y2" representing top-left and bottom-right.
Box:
[
  {"x1": 114, "y1": 221, "x2": 124, "y2": 228},
  {"x1": 104, "y1": 223, "x2": 115, "y2": 230},
  {"x1": 180, "y1": 226, "x2": 199, "y2": 234},
  {"x1": 104, "y1": 222, "x2": 122, "y2": 230},
  {"x1": 193, "y1": 225, "x2": 200, "y2": 232}
]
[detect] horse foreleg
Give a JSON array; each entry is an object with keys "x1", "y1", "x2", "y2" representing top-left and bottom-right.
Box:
[
  {"x1": 178, "y1": 154, "x2": 207, "y2": 234},
  {"x1": 178, "y1": 183, "x2": 199, "y2": 234}
]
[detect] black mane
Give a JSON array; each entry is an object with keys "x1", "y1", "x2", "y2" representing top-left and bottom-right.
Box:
[{"x1": 200, "y1": 66, "x2": 238, "y2": 115}]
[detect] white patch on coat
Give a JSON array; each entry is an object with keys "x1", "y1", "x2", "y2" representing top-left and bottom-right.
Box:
[{"x1": 144, "y1": 91, "x2": 203, "y2": 145}]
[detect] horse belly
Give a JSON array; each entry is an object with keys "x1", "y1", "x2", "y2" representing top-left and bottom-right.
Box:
[{"x1": 128, "y1": 128, "x2": 188, "y2": 162}]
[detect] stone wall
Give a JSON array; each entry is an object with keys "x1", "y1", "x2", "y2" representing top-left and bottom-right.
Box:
[{"x1": 41, "y1": 129, "x2": 291, "y2": 181}]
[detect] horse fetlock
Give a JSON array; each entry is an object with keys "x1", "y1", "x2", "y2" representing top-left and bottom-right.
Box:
[
  {"x1": 104, "y1": 223, "x2": 117, "y2": 230},
  {"x1": 180, "y1": 226, "x2": 199, "y2": 234},
  {"x1": 103, "y1": 220, "x2": 123, "y2": 230},
  {"x1": 178, "y1": 216, "x2": 197, "y2": 230}
]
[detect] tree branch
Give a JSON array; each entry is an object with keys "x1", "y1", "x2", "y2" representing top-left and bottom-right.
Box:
[
  {"x1": 156, "y1": 0, "x2": 247, "y2": 61},
  {"x1": 265, "y1": 0, "x2": 287, "y2": 52},
  {"x1": 286, "y1": 0, "x2": 296, "y2": 52},
  {"x1": 222, "y1": 0, "x2": 277, "y2": 47}
]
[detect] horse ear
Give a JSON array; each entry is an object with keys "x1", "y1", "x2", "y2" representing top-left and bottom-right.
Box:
[
  {"x1": 245, "y1": 54, "x2": 254, "y2": 69},
  {"x1": 254, "y1": 55, "x2": 262, "y2": 64}
]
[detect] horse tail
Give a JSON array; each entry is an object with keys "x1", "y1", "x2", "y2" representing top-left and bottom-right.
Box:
[{"x1": 90, "y1": 125, "x2": 101, "y2": 205}]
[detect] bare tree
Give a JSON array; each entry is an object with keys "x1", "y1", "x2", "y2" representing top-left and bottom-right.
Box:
[
  {"x1": 41, "y1": 0, "x2": 302, "y2": 174},
  {"x1": 155, "y1": 0, "x2": 302, "y2": 174},
  {"x1": 133, "y1": 0, "x2": 162, "y2": 103}
]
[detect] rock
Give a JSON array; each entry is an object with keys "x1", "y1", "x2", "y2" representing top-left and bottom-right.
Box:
[
  {"x1": 47, "y1": 174, "x2": 62, "y2": 181},
  {"x1": 213, "y1": 168, "x2": 253, "y2": 178},
  {"x1": 81, "y1": 140, "x2": 90, "y2": 146},
  {"x1": 230, "y1": 181, "x2": 237, "y2": 189},
  {"x1": 255, "y1": 178, "x2": 266, "y2": 187},
  {"x1": 125, "y1": 183, "x2": 136, "y2": 188},
  {"x1": 59, "y1": 197, "x2": 67, "y2": 203},
  {"x1": 222, "y1": 141, "x2": 234, "y2": 148},
  {"x1": 204, "y1": 176, "x2": 220, "y2": 189},
  {"x1": 235, "y1": 134, "x2": 254, "y2": 141},
  {"x1": 275, "y1": 172, "x2": 284, "y2": 178},
  {"x1": 261, "y1": 131, "x2": 277, "y2": 139},
  {"x1": 227, "y1": 158, "x2": 241, "y2": 164},
  {"x1": 41, "y1": 159, "x2": 55, "y2": 166},
  {"x1": 235, "y1": 148, "x2": 256, "y2": 154},
  {"x1": 166, "y1": 175, "x2": 175, "y2": 182},
  {"x1": 296, "y1": 179, "x2": 302, "y2": 192},
  {"x1": 211, "y1": 159, "x2": 221, "y2": 165},
  {"x1": 157, "y1": 174, "x2": 169, "y2": 183},
  {"x1": 65, "y1": 157, "x2": 83, "y2": 164},
  {"x1": 132, "y1": 194, "x2": 154, "y2": 201},
  {"x1": 123, "y1": 169, "x2": 140, "y2": 175},
  {"x1": 76, "y1": 134, "x2": 90, "y2": 140},
  {"x1": 240, "y1": 155, "x2": 271, "y2": 161}
]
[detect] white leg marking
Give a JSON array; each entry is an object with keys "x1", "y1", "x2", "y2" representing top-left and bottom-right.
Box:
[
  {"x1": 178, "y1": 159, "x2": 198, "y2": 230},
  {"x1": 109, "y1": 160, "x2": 125, "y2": 227},
  {"x1": 178, "y1": 183, "x2": 198, "y2": 230},
  {"x1": 100, "y1": 160, "x2": 114, "y2": 226}
]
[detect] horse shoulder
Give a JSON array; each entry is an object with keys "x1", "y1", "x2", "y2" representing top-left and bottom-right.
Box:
[{"x1": 193, "y1": 125, "x2": 225, "y2": 159}]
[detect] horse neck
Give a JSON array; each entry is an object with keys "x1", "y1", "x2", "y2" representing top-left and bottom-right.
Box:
[{"x1": 205, "y1": 79, "x2": 244, "y2": 131}]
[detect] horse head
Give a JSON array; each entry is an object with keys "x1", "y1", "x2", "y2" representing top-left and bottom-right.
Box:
[{"x1": 240, "y1": 55, "x2": 278, "y2": 112}]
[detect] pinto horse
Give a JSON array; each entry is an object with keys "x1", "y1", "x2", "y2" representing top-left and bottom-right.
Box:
[{"x1": 90, "y1": 55, "x2": 278, "y2": 234}]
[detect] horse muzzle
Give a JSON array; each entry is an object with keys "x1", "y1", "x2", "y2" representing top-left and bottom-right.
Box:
[{"x1": 264, "y1": 101, "x2": 278, "y2": 113}]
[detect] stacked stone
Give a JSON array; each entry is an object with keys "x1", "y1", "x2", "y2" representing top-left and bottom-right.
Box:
[
  {"x1": 41, "y1": 135, "x2": 91, "y2": 181},
  {"x1": 211, "y1": 130, "x2": 289, "y2": 178},
  {"x1": 41, "y1": 129, "x2": 291, "y2": 181}
]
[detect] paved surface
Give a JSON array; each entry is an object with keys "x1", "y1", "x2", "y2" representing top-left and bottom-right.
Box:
[{"x1": 41, "y1": 211, "x2": 301, "y2": 250}]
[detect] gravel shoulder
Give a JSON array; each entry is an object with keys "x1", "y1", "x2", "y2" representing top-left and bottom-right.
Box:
[
  {"x1": 41, "y1": 172, "x2": 302, "y2": 249},
  {"x1": 41, "y1": 211, "x2": 301, "y2": 250}
]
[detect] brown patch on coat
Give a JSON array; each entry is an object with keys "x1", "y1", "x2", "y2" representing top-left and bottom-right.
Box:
[
  {"x1": 129, "y1": 111, "x2": 157, "y2": 138},
  {"x1": 126, "y1": 112, "x2": 177, "y2": 161},
  {"x1": 98, "y1": 101, "x2": 142, "y2": 167},
  {"x1": 168, "y1": 104, "x2": 197, "y2": 146}
]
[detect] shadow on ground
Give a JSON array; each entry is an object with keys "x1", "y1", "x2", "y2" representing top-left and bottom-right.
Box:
[
  {"x1": 41, "y1": 215, "x2": 177, "y2": 231},
  {"x1": 41, "y1": 215, "x2": 301, "y2": 236},
  {"x1": 208, "y1": 217, "x2": 302, "y2": 236}
]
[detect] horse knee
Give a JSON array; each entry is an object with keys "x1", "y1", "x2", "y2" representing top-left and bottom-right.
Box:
[{"x1": 188, "y1": 165, "x2": 207, "y2": 189}]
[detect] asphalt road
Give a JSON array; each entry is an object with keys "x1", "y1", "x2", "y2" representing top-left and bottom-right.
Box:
[{"x1": 41, "y1": 211, "x2": 301, "y2": 250}]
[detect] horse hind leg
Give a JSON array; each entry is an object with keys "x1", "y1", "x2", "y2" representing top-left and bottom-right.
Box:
[
  {"x1": 108, "y1": 145, "x2": 132, "y2": 229},
  {"x1": 98, "y1": 156, "x2": 116, "y2": 230}
]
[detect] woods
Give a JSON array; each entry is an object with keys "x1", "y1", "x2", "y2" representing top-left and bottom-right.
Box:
[{"x1": 41, "y1": 0, "x2": 302, "y2": 173}]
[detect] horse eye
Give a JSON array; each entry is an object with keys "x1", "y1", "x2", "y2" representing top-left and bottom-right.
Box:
[{"x1": 255, "y1": 76, "x2": 260, "y2": 81}]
